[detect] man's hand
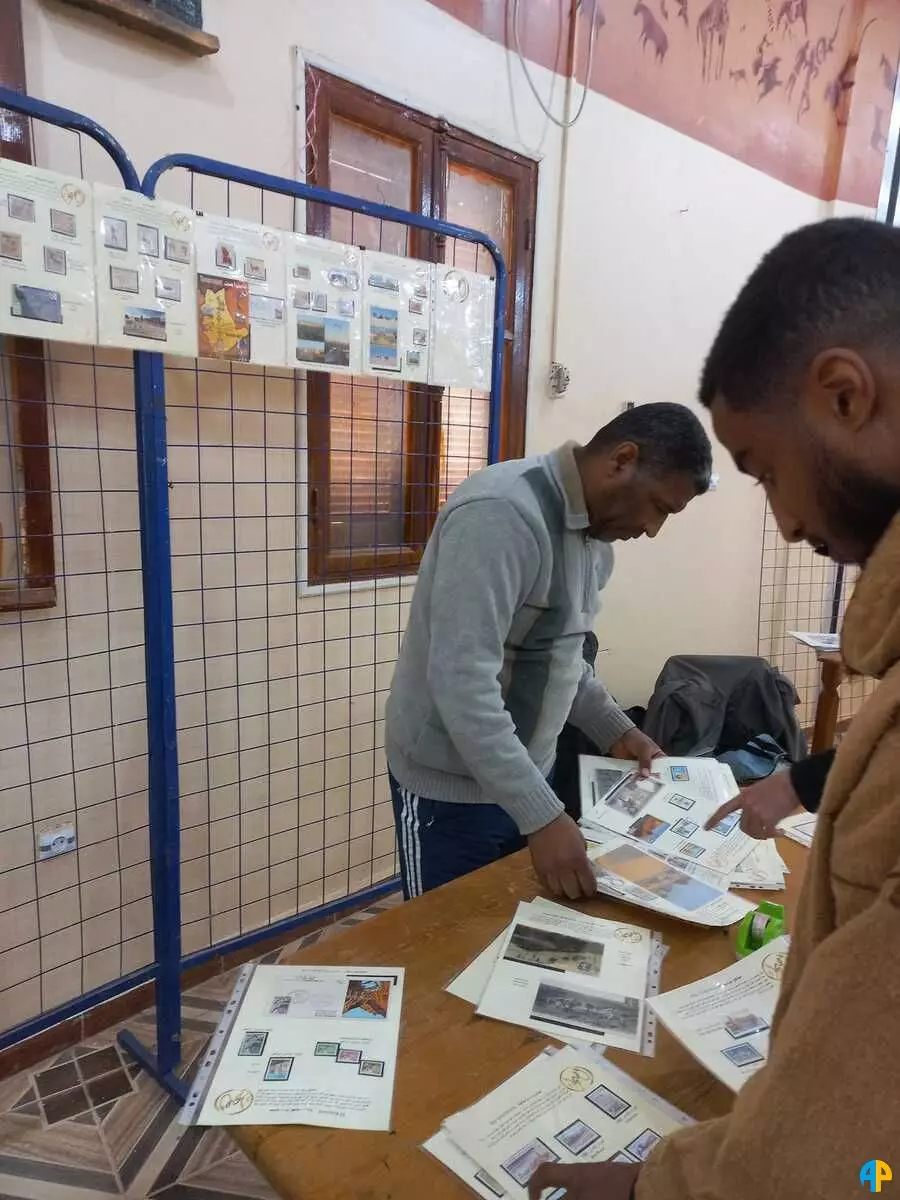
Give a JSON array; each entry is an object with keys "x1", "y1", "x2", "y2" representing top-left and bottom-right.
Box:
[
  {"x1": 704, "y1": 769, "x2": 801, "y2": 840},
  {"x1": 608, "y1": 728, "x2": 664, "y2": 777},
  {"x1": 528, "y1": 812, "x2": 597, "y2": 900},
  {"x1": 528, "y1": 1161, "x2": 641, "y2": 1199}
]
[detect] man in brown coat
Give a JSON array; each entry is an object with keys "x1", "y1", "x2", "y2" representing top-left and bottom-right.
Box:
[{"x1": 530, "y1": 217, "x2": 900, "y2": 1199}]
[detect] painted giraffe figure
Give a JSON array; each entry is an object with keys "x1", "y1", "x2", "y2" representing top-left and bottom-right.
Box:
[
  {"x1": 697, "y1": 0, "x2": 729, "y2": 83},
  {"x1": 635, "y1": 2, "x2": 669, "y2": 62},
  {"x1": 776, "y1": 0, "x2": 808, "y2": 37},
  {"x1": 676, "y1": 0, "x2": 688, "y2": 24}
]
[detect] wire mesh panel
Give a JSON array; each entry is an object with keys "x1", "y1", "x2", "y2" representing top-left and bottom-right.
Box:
[
  {"x1": 152, "y1": 168, "x2": 494, "y2": 959},
  {"x1": 757, "y1": 505, "x2": 876, "y2": 731},
  {"x1": 1, "y1": 267, "x2": 150, "y2": 1041}
]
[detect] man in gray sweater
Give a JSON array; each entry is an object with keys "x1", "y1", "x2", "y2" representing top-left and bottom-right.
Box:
[{"x1": 385, "y1": 403, "x2": 713, "y2": 901}]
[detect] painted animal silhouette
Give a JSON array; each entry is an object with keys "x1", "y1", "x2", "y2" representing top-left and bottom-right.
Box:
[
  {"x1": 660, "y1": 0, "x2": 669, "y2": 20},
  {"x1": 776, "y1": 0, "x2": 808, "y2": 37},
  {"x1": 729, "y1": 67, "x2": 748, "y2": 83},
  {"x1": 758, "y1": 57, "x2": 782, "y2": 99},
  {"x1": 785, "y1": 6, "x2": 845, "y2": 121},
  {"x1": 872, "y1": 106, "x2": 888, "y2": 154},
  {"x1": 881, "y1": 52, "x2": 899, "y2": 96},
  {"x1": 697, "y1": 0, "x2": 730, "y2": 83},
  {"x1": 676, "y1": 0, "x2": 688, "y2": 24},
  {"x1": 635, "y1": 2, "x2": 669, "y2": 62}
]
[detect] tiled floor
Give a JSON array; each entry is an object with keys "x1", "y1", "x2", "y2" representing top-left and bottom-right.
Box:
[{"x1": 0, "y1": 892, "x2": 402, "y2": 1198}]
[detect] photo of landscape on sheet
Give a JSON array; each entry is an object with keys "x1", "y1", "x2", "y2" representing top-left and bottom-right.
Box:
[{"x1": 503, "y1": 924, "x2": 606, "y2": 978}]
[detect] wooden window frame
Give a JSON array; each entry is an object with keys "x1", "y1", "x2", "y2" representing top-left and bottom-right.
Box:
[
  {"x1": 304, "y1": 67, "x2": 536, "y2": 585},
  {"x1": 0, "y1": 0, "x2": 57, "y2": 611}
]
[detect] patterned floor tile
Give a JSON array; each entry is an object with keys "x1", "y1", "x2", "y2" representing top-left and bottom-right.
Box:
[{"x1": 0, "y1": 892, "x2": 400, "y2": 1198}]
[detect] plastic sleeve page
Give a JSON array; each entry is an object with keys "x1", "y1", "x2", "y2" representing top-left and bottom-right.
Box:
[
  {"x1": 446, "y1": 899, "x2": 585, "y2": 1007},
  {"x1": 362, "y1": 249, "x2": 432, "y2": 382},
  {"x1": 193, "y1": 965, "x2": 404, "y2": 1129},
  {"x1": 587, "y1": 830, "x2": 754, "y2": 927},
  {"x1": 424, "y1": 1129, "x2": 511, "y2": 1199},
  {"x1": 0, "y1": 160, "x2": 96, "y2": 344},
  {"x1": 444, "y1": 1044, "x2": 689, "y2": 1196},
  {"x1": 475, "y1": 902, "x2": 654, "y2": 1052},
  {"x1": 195, "y1": 215, "x2": 287, "y2": 366},
  {"x1": 287, "y1": 232, "x2": 362, "y2": 375},
  {"x1": 648, "y1": 935, "x2": 788, "y2": 1093},
  {"x1": 579, "y1": 754, "x2": 751, "y2": 878},
  {"x1": 777, "y1": 812, "x2": 817, "y2": 846},
  {"x1": 728, "y1": 840, "x2": 787, "y2": 890},
  {"x1": 94, "y1": 184, "x2": 198, "y2": 356},
  {"x1": 429, "y1": 263, "x2": 495, "y2": 389}
]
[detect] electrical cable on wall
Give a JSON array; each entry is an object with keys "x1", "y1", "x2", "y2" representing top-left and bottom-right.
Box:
[{"x1": 512, "y1": 0, "x2": 599, "y2": 130}]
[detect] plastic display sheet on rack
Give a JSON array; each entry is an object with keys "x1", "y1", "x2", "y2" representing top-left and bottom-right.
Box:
[
  {"x1": 362, "y1": 249, "x2": 432, "y2": 382},
  {"x1": 181, "y1": 963, "x2": 404, "y2": 1131},
  {"x1": 587, "y1": 829, "x2": 755, "y2": 928},
  {"x1": 287, "y1": 232, "x2": 363, "y2": 375},
  {"x1": 475, "y1": 901, "x2": 660, "y2": 1055},
  {"x1": 648, "y1": 935, "x2": 789, "y2": 1092},
  {"x1": 437, "y1": 1044, "x2": 693, "y2": 1197},
  {"x1": 94, "y1": 184, "x2": 198, "y2": 355},
  {"x1": 0, "y1": 159, "x2": 96, "y2": 344},
  {"x1": 194, "y1": 214, "x2": 287, "y2": 366},
  {"x1": 580, "y1": 756, "x2": 752, "y2": 880},
  {"x1": 429, "y1": 264, "x2": 495, "y2": 390}
]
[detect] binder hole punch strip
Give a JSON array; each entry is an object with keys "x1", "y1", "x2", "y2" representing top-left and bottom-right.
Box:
[{"x1": 735, "y1": 901, "x2": 785, "y2": 959}]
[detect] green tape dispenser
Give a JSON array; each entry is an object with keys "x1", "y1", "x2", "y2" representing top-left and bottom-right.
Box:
[{"x1": 736, "y1": 901, "x2": 786, "y2": 958}]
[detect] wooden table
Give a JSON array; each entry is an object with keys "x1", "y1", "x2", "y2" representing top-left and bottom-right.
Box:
[
  {"x1": 810, "y1": 650, "x2": 846, "y2": 754},
  {"x1": 231, "y1": 841, "x2": 809, "y2": 1200}
]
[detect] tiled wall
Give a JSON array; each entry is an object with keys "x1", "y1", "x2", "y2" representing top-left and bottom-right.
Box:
[
  {"x1": 757, "y1": 506, "x2": 875, "y2": 731},
  {"x1": 0, "y1": 338, "x2": 412, "y2": 1036},
  {"x1": 1, "y1": 345, "x2": 154, "y2": 1030}
]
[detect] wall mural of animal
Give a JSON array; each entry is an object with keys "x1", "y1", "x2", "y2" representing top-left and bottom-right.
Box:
[
  {"x1": 635, "y1": 1, "x2": 669, "y2": 62},
  {"x1": 697, "y1": 0, "x2": 730, "y2": 82}
]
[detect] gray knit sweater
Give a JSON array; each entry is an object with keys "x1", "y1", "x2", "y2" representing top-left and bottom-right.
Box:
[{"x1": 385, "y1": 443, "x2": 634, "y2": 835}]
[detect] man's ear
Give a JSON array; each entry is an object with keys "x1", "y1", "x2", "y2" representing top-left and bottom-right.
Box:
[
  {"x1": 611, "y1": 441, "x2": 639, "y2": 474},
  {"x1": 809, "y1": 349, "x2": 876, "y2": 432}
]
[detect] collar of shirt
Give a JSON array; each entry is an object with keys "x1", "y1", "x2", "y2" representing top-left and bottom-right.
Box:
[{"x1": 546, "y1": 441, "x2": 590, "y2": 533}]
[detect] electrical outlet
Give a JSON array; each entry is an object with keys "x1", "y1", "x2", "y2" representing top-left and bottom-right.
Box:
[{"x1": 38, "y1": 825, "x2": 76, "y2": 860}]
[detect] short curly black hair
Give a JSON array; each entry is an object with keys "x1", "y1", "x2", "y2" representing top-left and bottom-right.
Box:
[
  {"x1": 699, "y1": 218, "x2": 900, "y2": 411},
  {"x1": 586, "y1": 402, "x2": 712, "y2": 495}
]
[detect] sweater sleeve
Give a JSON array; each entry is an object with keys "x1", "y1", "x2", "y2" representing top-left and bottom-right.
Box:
[
  {"x1": 567, "y1": 663, "x2": 635, "y2": 750},
  {"x1": 425, "y1": 499, "x2": 564, "y2": 836},
  {"x1": 788, "y1": 749, "x2": 836, "y2": 813}
]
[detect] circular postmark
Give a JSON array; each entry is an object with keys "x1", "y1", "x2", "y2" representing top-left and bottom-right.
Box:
[
  {"x1": 761, "y1": 951, "x2": 787, "y2": 982},
  {"x1": 615, "y1": 928, "x2": 643, "y2": 944},
  {"x1": 214, "y1": 1088, "x2": 253, "y2": 1114},
  {"x1": 441, "y1": 269, "x2": 470, "y2": 303},
  {"x1": 559, "y1": 1065, "x2": 594, "y2": 1093}
]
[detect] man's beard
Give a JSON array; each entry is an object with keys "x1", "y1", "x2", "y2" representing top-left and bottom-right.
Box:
[{"x1": 816, "y1": 450, "x2": 900, "y2": 565}]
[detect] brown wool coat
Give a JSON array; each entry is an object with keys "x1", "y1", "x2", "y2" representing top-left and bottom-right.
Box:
[{"x1": 638, "y1": 514, "x2": 900, "y2": 1200}]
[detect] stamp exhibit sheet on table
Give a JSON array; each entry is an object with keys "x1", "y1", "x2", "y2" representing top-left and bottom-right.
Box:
[
  {"x1": 586, "y1": 829, "x2": 755, "y2": 928},
  {"x1": 476, "y1": 902, "x2": 659, "y2": 1053},
  {"x1": 580, "y1": 755, "x2": 752, "y2": 879},
  {"x1": 777, "y1": 812, "x2": 817, "y2": 848},
  {"x1": 0, "y1": 159, "x2": 96, "y2": 344},
  {"x1": 648, "y1": 935, "x2": 789, "y2": 1092},
  {"x1": 182, "y1": 964, "x2": 404, "y2": 1130},
  {"x1": 439, "y1": 1045, "x2": 692, "y2": 1198},
  {"x1": 94, "y1": 185, "x2": 197, "y2": 355}
]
